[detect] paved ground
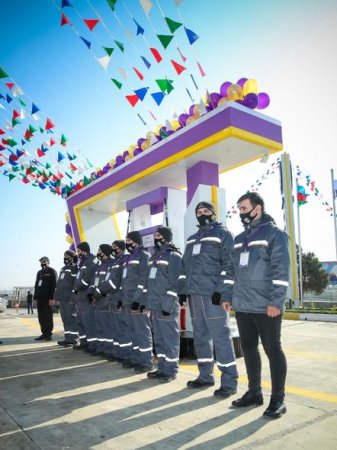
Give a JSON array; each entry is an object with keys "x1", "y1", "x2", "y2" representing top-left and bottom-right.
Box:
[{"x1": 0, "y1": 309, "x2": 336, "y2": 449}]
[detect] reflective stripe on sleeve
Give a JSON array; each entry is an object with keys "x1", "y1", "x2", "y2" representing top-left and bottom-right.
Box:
[
  {"x1": 223, "y1": 280, "x2": 234, "y2": 284},
  {"x1": 200, "y1": 237, "x2": 221, "y2": 243},
  {"x1": 247, "y1": 240, "x2": 268, "y2": 247},
  {"x1": 81, "y1": 279, "x2": 89, "y2": 286},
  {"x1": 109, "y1": 280, "x2": 117, "y2": 289},
  {"x1": 167, "y1": 291, "x2": 177, "y2": 297},
  {"x1": 272, "y1": 280, "x2": 289, "y2": 286}
]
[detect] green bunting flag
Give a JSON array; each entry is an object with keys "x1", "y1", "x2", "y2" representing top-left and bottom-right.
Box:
[
  {"x1": 29, "y1": 124, "x2": 37, "y2": 134},
  {"x1": 19, "y1": 98, "x2": 27, "y2": 107},
  {"x1": 61, "y1": 134, "x2": 68, "y2": 145},
  {"x1": 111, "y1": 78, "x2": 122, "y2": 89},
  {"x1": 156, "y1": 79, "x2": 174, "y2": 94},
  {"x1": 106, "y1": 0, "x2": 117, "y2": 11},
  {"x1": 157, "y1": 34, "x2": 174, "y2": 49},
  {"x1": 165, "y1": 17, "x2": 183, "y2": 33},
  {"x1": 103, "y1": 47, "x2": 114, "y2": 56},
  {"x1": 114, "y1": 40, "x2": 124, "y2": 52},
  {"x1": 0, "y1": 67, "x2": 9, "y2": 78}
]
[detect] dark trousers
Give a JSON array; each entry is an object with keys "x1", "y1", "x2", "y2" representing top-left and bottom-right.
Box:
[
  {"x1": 37, "y1": 299, "x2": 53, "y2": 337},
  {"x1": 236, "y1": 312, "x2": 287, "y2": 401},
  {"x1": 27, "y1": 302, "x2": 34, "y2": 314}
]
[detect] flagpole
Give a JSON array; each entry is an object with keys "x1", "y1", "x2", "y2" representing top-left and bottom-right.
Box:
[
  {"x1": 331, "y1": 169, "x2": 337, "y2": 261},
  {"x1": 296, "y1": 178, "x2": 303, "y2": 307}
]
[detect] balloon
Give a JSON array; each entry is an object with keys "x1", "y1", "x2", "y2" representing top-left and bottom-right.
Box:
[
  {"x1": 236, "y1": 77, "x2": 248, "y2": 88},
  {"x1": 171, "y1": 119, "x2": 180, "y2": 130},
  {"x1": 166, "y1": 130, "x2": 174, "y2": 136},
  {"x1": 155, "y1": 124, "x2": 164, "y2": 134},
  {"x1": 133, "y1": 147, "x2": 142, "y2": 156},
  {"x1": 220, "y1": 81, "x2": 232, "y2": 98},
  {"x1": 137, "y1": 137, "x2": 146, "y2": 147},
  {"x1": 186, "y1": 115, "x2": 196, "y2": 125},
  {"x1": 66, "y1": 235, "x2": 73, "y2": 244},
  {"x1": 206, "y1": 104, "x2": 214, "y2": 112},
  {"x1": 65, "y1": 223, "x2": 71, "y2": 234},
  {"x1": 217, "y1": 97, "x2": 229, "y2": 107},
  {"x1": 69, "y1": 244, "x2": 75, "y2": 252},
  {"x1": 243, "y1": 79, "x2": 258, "y2": 95},
  {"x1": 193, "y1": 104, "x2": 201, "y2": 117},
  {"x1": 189, "y1": 104, "x2": 197, "y2": 116},
  {"x1": 155, "y1": 134, "x2": 163, "y2": 141},
  {"x1": 113, "y1": 163, "x2": 118, "y2": 169},
  {"x1": 141, "y1": 140, "x2": 150, "y2": 151},
  {"x1": 227, "y1": 84, "x2": 244, "y2": 100},
  {"x1": 123, "y1": 150, "x2": 129, "y2": 157},
  {"x1": 116, "y1": 155, "x2": 125, "y2": 165},
  {"x1": 257, "y1": 92, "x2": 270, "y2": 109},
  {"x1": 125, "y1": 154, "x2": 133, "y2": 161},
  {"x1": 65, "y1": 212, "x2": 69, "y2": 222},
  {"x1": 209, "y1": 92, "x2": 221, "y2": 107},
  {"x1": 178, "y1": 113, "x2": 189, "y2": 127},
  {"x1": 242, "y1": 93, "x2": 258, "y2": 109},
  {"x1": 109, "y1": 158, "x2": 116, "y2": 166}
]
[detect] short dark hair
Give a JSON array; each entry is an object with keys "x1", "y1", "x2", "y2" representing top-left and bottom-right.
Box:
[{"x1": 237, "y1": 192, "x2": 265, "y2": 213}]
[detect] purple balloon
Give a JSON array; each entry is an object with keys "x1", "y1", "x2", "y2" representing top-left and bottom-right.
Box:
[
  {"x1": 113, "y1": 163, "x2": 118, "y2": 169},
  {"x1": 123, "y1": 151, "x2": 130, "y2": 158},
  {"x1": 155, "y1": 134, "x2": 163, "y2": 141},
  {"x1": 69, "y1": 244, "x2": 75, "y2": 251},
  {"x1": 178, "y1": 113, "x2": 189, "y2": 126},
  {"x1": 237, "y1": 77, "x2": 248, "y2": 88},
  {"x1": 242, "y1": 93, "x2": 258, "y2": 109},
  {"x1": 209, "y1": 92, "x2": 221, "y2": 107},
  {"x1": 116, "y1": 155, "x2": 125, "y2": 166},
  {"x1": 206, "y1": 104, "x2": 214, "y2": 112},
  {"x1": 166, "y1": 129, "x2": 174, "y2": 136},
  {"x1": 65, "y1": 223, "x2": 72, "y2": 234},
  {"x1": 257, "y1": 92, "x2": 270, "y2": 109},
  {"x1": 189, "y1": 104, "x2": 197, "y2": 115},
  {"x1": 137, "y1": 137, "x2": 146, "y2": 147},
  {"x1": 133, "y1": 147, "x2": 142, "y2": 156},
  {"x1": 220, "y1": 81, "x2": 232, "y2": 98}
]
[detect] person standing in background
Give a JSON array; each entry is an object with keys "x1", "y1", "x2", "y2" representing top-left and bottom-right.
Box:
[
  {"x1": 33, "y1": 257, "x2": 57, "y2": 341},
  {"x1": 26, "y1": 291, "x2": 34, "y2": 314}
]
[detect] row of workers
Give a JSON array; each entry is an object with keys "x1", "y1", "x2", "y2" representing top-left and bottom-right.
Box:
[{"x1": 33, "y1": 192, "x2": 290, "y2": 419}]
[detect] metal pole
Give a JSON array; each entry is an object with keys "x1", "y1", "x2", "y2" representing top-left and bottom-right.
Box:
[
  {"x1": 296, "y1": 178, "x2": 304, "y2": 307},
  {"x1": 330, "y1": 169, "x2": 337, "y2": 261}
]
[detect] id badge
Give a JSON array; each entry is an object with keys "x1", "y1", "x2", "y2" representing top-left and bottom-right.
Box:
[
  {"x1": 149, "y1": 267, "x2": 157, "y2": 279},
  {"x1": 60, "y1": 273, "x2": 65, "y2": 280},
  {"x1": 192, "y1": 244, "x2": 201, "y2": 255},
  {"x1": 239, "y1": 251, "x2": 249, "y2": 267},
  {"x1": 94, "y1": 277, "x2": 99, "y2": 286},
  {"x1": 123, "y1": 268, "x2": 127, "y2": 279},
  {"x1": 38, "y1": 280, "x2": 42, "y2": 286}
]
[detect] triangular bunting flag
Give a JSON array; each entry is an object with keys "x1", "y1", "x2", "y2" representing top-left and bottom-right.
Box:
[
  {"x1": 125, "y1": 94, "x2": 140, "y2": 107},
  {"x1": 9, "y1": 174, "x2": 16, "y2": 181},
  {"x1": 139, "y1": 0, "x2": 153, "y2": 15},
  {"x1": 58, "y1": 151, "x2": 65, "y2": 162},
  {"x1": 83, "y1": 19, "x2": 100, "y2": 31},
  {"x1": 61, "y1": 12, "x2": 71, "y2": 26},
  {"x1": 12, "y1": 109, "x2": 20, "y2": 119},
  {"x1": 45, "y1": 118, "x2": 55, "y2": 130},
  {"x1": 80, "y1": 36, "x2": 91, "y2": 49},
  {"x1": 98, "y1": 56, "x2": 110, "y2": 70},
  {"x1": 133, "y1": 67, "x2": 144, "y2": 81},
  {"x1": 6, "y1": 94, "x2": 12, "y2": 103},
  {"x1": 6, "y1": 82, "x2": 14, "y2": 90},
  {"x1": 103, "y1": 47, "x2": 114, "y2": 56},
  {"x1": 134, "y1": 87, "x2": 148, "y2": 101},
  {"x1": 31, "y1": 103, "x2": 40, "y2": 115},
  {"x1": 177, "y1": 46, "x2": 187, "y2": 62},
  {"x1": 18, "y1": 98, "x2": 26, "y2": 106},
  {"x1": 61, "y1": 134, "x2": 68, "y2": 146},
  {"x1": 114, "y1": 40, "x2": 124, "y2": 52},
  {"x1": 133, "y1": 19, "x2": 144, "y2": 35},
  {"x1": 166, "y1": 80, "x2": 174, "y2": 94},
  {"x1": 171, "y1": 59, "x2": 186, "y2": 75},
  {"x1": 117, "y1": 67, "x2": 129, "y2": 79},
  {"x1": 150, "y1": 47, "x2": 162, "y2": 63},
  {"x1": 165, "y1": 17, "x2": 183, "y2": 33},
  {"x1": 45, "y1": 162, "x2": 51, "y2": 169},
  {"x1": 111, "y1": 78, "x2": 122, "y2": 89},
  {"x1": 151, "y1": 92, "x2": 165, "y2": 106},
  {"x1": 197, "y1": 61, "x2": 206, "y2": 77},
  {"x1": 13, "y1": 86, "x2": 24, "y2": 97},
  {"x1": 0, "y1": 67, "x2": 9, "y2": 78},
  {"x1": 157, "y1": 34, "x2": 174, "y2": 49},
  {"x1": 70, "y1": 163, "x2": 77, "y2": 172},
  {"x1": 50, "y1": 138, "x2": 56, "y2": 146},
  {"x1": 185, "y1": 27, "x2": 199, "y2": 45},
  {"x1": 29, "y1": 124, "x2": 37, "y2": 134},
  {"x1": 37, "y1": 148, "x2": 45, "y2": 157},
  {"x1": 12, "y1": 118, "x2": 20, "y2": 127},
  {"x1": 106, "y1": 0, "x2": 117, "y2": 11},
  {"x1": 141, "y1": 56, "x2": 151, "y2": 69},
  {"x1": 62, "y1": 0, "x2": 72, "y2": 7}
]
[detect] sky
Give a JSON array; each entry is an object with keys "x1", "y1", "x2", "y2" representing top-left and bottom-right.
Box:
[{"x1": 0, "y1": 0, "x2": 337, "y2": 290}]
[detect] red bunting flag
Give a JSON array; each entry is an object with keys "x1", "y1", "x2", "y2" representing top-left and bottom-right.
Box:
[
  {"x1": 12, "y1": 109, "x2": 20, "y2": 119},
  {"x1": 45, "y1": 118, "x2": 55, "y2": 130},
  {"x1": 125, "y1": 94, "x2": 140, "y2": 107},
  {"x1": 61, "y1": 12, "x2": 71, "y2": 26},
  {"x1": 150, "y1": 47, "x2": 162, "y2": 63},
  {"x1": 171, "y1": 59, "x2": 186, "y2": 75},
  {"x1": 133, "y1": 67, "x2": 144, "y2": 81},
  {"x1": 177, "y1": 47, "x2": 187, "y2": 63},
  {"x1": 57, "y1": 171, "x2": 64, "y2": 179},
  {"x1": 24, "y1": 129, "x2": 33, "y2": 140},
  {"x1": 0, "y1": 128, "x2": 5, "y2": 135},
  {"x1": 83, "y1": 19, "x2": 100, "y2": 31},
  {"x1": 37, "y1": 148, "x2": 45, "y2": 157},
  {"x1": 70, "y1": 162, "x2": 77, "y2": 172},
  {"x1": 6, "y1": 82, "x2": 14, "y2": 90},
  {"x1": 50, "y1": 137, "x2": 56, "y2": 146}
]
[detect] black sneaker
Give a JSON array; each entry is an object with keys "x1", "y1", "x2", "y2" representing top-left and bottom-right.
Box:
[
  {"x1": 44, "y1": 336, "x2": 52, "y2": 341},
  {"x1": 187, "y1": 379, "x2": 215, "y2": 389},
  {"x1": 159, "y1": 374, "x2": 177, "y2": 383},
  {"x1": 232, "y1": 390, "x2": 264, "y2": 407},
  {"x1": 34, "y1": 335, "x2": 45, "y2": 341},
  {"x1": 147, "y1": 370, "x2": 164, "y2": 379},
  {"x1": 213, "y1": 386, "x2": 237, "y2": 398},
  {"x1": 263, "y1": 399, "x2": 286, "y2": 419}
]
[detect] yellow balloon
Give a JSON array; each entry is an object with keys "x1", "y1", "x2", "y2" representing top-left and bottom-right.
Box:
[
  {"x1": 227, "y1": 84, "x2": 244, "y2": 100},
  {"x1": 141, "y1": 140, "x2": 150, "y2": 151},
  {"x1": 202, "y1": 93, "x2": 209, "y2": 106},
  {"x1": 243, "y1": 79, "x2": 258, "y2": 95},
  {"x1": 218, "y1": 97, "x2": 229, "y2": 107},
  {"x1": 128, "y1": 144, "x2": 137, "y2": 151},
  {"x1": 155, "y1": 124, "x2": 164, "y2": 135},
  {"x1": 109, "y1": 158, "x2": 116, "y2": 166},
  {"x1": 193, "y1": 104, "x2": 201, "y2": 118},
  {"x1": 186, "y1": 116, "x2": 196, "y2": 125},
  {"x1": 171, "y1": 119, "x2": 180, "y2": 130},
  {"x1": 125, "y1": 154, "x2": 133, "y2": 161},
  {"x1": 65, "y1": 212, "x2": 69, "y2": 222},
  {"x1": 66, "y1": 235, "x2": 74, "y2": 244},
  {"x1": 146, "y1": 131, "x2": 154, "y2": 140}
]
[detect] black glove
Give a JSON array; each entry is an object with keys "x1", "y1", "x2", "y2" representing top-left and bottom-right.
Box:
[
  {"x1": 131, "y1": 301, "x2": 140, "y2": 311},
  {"x1": 117, "y1": 300, "x2": 122, "y2": 309},
  {"x1": 140, "y1": 305, "x2": 145, "y2": 313},
  {"x1": 73, "y1": 289, "x2": 78, "y2": 295},
  {"x1": 211, "y1": 292, "x2": 221, "y2": 305},
  {"x1": 179, "y1": 294, "x2": 187, "y2": 306},
  {"x1": 87, "y1": 293, "x2": 95, "y2": 303},
  {"x1": 162, "y1": 310, "x2": 170, "y2": 316}
]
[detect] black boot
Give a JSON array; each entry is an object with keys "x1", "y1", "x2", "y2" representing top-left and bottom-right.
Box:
[
  {"x1": 263, "y1": 399, "x2": 286, "y2": 419},
  {"x1": 232, "y1": 390, "x2": 264, "y2": 407}
]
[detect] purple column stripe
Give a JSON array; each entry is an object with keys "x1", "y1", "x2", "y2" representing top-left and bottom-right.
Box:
[
  {"x1": 126, "y1": 187, "x2": 168, "y2": 211},
  {"x1": 186, "y1": 161, "x2": 219, "y2": 205}
]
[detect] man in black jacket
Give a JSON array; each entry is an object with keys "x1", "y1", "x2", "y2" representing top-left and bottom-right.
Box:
[{"x1": 33, "y1": 256, "x2": 57, "y2": 341}]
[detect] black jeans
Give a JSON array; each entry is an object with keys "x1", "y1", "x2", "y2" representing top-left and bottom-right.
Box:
[
  {"x1": 236, "y1": 312, "x2": 287, "y2": 401},
  {"x1": 37, "y1": 299, "x2": 53, "y2": 337}
]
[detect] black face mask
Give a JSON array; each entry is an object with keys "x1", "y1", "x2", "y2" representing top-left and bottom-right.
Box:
[
  {"x1": 64, "y1": 258, "x2": 71, "y2": 265},
  {"x1": 77, "y1": 251, "x2": 85, "y2": 259},
  {"x1": 197, "y1": 214, "x2": 213, "y2": 227},
  {"x1": 240, "y1": 207, "x2": 257, "y2": 225},
  {"x1": 154, "y1": 238, "x2": 165, "y2": 250},
  {"x1": 41, "y1": 263, "x2": 47, "y2": 269},
  {"x1": 126, "y1": 243, "x2": 137, "y2": 253}
]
